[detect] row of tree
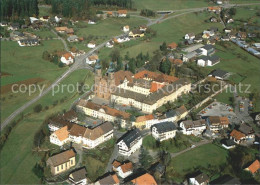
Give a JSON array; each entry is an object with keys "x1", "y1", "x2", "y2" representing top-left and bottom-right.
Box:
[
  {"x1": 1, "y1": 0, "x2": 39, "y2": 20},
  {"x1": 140, "y1": 9, "x2": 156, "y2": 17},
  {"x1": 89, "y1": 0, "x2": 133, "y2": 9}
]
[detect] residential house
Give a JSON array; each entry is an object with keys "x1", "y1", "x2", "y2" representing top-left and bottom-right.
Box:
[
  {"x1": 210, "y1": 17, "x2": 218, "y2": 23},
  {"x1": 67, "y1": 35, "x2": 79, "y2": 42},
  {"x1": 88, "y1": 20, "x2": 96, "y2": 24},
  {"x1": 180, "y1": 119, "x2": 206, "y2": 136},
  {"x1": 117, "y1": 129, "x2": 142, "y2": 156},
  {"x1": 86, "y1": 55, "x2": 99, "y2": 64},
  {"x1": 165, "y1": 105, "x2": 188, "y2": 122},
  {"x1": 208, "y1": 69, "x2": 229, "y2": 80},
  {"x1": 253, "y1": 43, "x2": 260, "y2": 49},
  {"x1": 69, "y1": 168, "x2": 88, "y2": 185},
  {"x1": 221, "y1": 139, "x2": 236, "y2": 149},
  {"x1": 30, "y1": 17, "x2": 39, "y2": 24},
  {"x1": 207, "y1": 6, "x2": 222, "y2": 13},
  {"x1": 170, "y1": 59, "x2": 183, "y2": 66},
  {"x1": 115, "y1": 36, "x2": 130, "y2": 43},
  {"x1": 207, "y1": 116, "x2": 230, "y2": 132},
  {"x1": 50, "y1": 126, "x2": 70, "y2": 146},
  {"x1": 116, "y1": 162, "x2": 133, "y2": 178},
  {"x1": 46, "y1": 150, "x2": 76, "y2": 175},
  {"x1": 133, "y1": 114, "x2": 156, "y2": 130},
  {"x1": 112, "y1": 160, "x2": 122, "y2": 172},
  {"x1": 230, "y1": 129, "x2": 246, "y2": 144},
  {"x1": 118, "y1": 10, "x2": 128, "y2": 17},
  {"x1": 167, "y1": 42, "x2": 178, "y2": 50},
  {"x1": 245, "y1": 160, "x2": 260, "y2": 174},
  {"x1": 55, "y1": 16, "x2": 62, "y2": 23},
  {"x1": 61, "y1": 52, "x2": 74, "y2": 65},
  {"x1": 247, "y1": 47, "x2": 260, "y2": 56},
  {"x1": 130, "y1": 173, "x2": 157, "y2": 185},
  {"x1": 227, "y1": 18, "x2": 234, "y2": 24},
  {"x1": 216, "y1": 0, "x2": 223, "y2": 5},
  {"x1": 40, "y1": 16, "x2": 50, "y2": 22},
  {"x1": 8, "y1": 23, "x2": 20, "y2": 30},
  {"x1": 237, "y1": 32, "x2": 247, "y2": 40},
  {"x1": 18, "y1": 39, "x2": 39, "y2": 47},
  {"x1": 94, "y1": 174, "x2": 120, "y2": 185},
  {"x1": 224, "y1": 28, "x2": 232, "y2": 33},
  {"x1": 221, "y1": 35, "x2": 230, "y2": 41},
  {"x1": 106, "y1": 40, "x2": 114, "y2": 48},
  {"x1": 87, "y1": 41, "x2": 96, "y2": 48},
  {"x1": 63, "y1": 110, "x2": 78, "y2": 122},
  {"x1": 66, "y1": 28, "x2": 74, "y2": 35},
  {"x1": 48, "y1": 116, "x2": 74, "y2": 132},
  {"x1": 151, "y1": 122, "x2": 177, "y2": 142},
  {"x1": 83, "y1": 121, "x2": 114, "y2": 149},
  {"x1": 69, "y1": 124, "x2": 86, "y2": 144},
  {"x1": 194, "y1": 35, "x2": 203, "y2": 43},
  {"x1": 182, "y1": 51, "x2": 197, "y2": 62},
  {"x1": 238, "y1": 123, "x2": 255, "y2": 140},
  {"x1": 0, "y1": 21, "x2": 8, "y2": 27},
  {"x1": 189, "y1": 172, "x2": 210, "y2": 185},
  {"x1": 200, "y1": 44, "x2": 215, "y2": 56},
  {"x1": 123, "y1": 25, "x2": 130, "y2": 32},
  {"x1": 76, "y1": 100, "x2": 131, "y2": 128},
  {"x1": 197, "y1": 55, "x2": 220, "y2": 67},
  {"x1": 185, "y1": 33, "x2": 195, "y2": 40},
  {"x1": 129, "y1": 29, "x2": 144, "y2": 38},
  {"x1": 55, "y1": 27, "x2": 68, "y2": 33},
  {"x1": 139, "y1": 25, "x2": 148, "y2": 32}
]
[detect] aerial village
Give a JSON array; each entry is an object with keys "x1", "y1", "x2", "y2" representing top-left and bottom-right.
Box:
[{"x1": 1, "y1": 0, "x2": 260, "y2": 184}]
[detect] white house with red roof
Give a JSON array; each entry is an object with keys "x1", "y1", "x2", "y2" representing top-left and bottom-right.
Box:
[{"x1": 61, "y1": 52, "x2": 74, "y2": 65}]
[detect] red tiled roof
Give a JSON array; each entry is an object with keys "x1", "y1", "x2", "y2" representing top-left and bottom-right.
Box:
[
  {"x1": 131, "y1": 173, "x2": 157, "y2": 185},
  {"x1": 118, "y1": 10, "x2": 127, "y2": 14},
  {"x1": 112, "y1": 160, "x2": 122, "y2": 168},
  {"x1": 136, "y1": 114, "x2": 154, "y2": 122},
  {"x1": 247, "y1": 160, "x2": 260, "y2": 174},
  {"x1": 134, "y1": 70, "x2": 178, "y2": 84},
  {"x1": 150, "y1": 82, "x2": 165, "y2": 92},
  {"x1": 63, "y1": 52, "x2": 74, "y2": 60},
  {"x1": 167, "y1": 42, "x2": 177, "y2": 49},
  {"x1": 230, "y1": 129, "x2": 245, "y2": 140},
  {"x1": 120, "y1": 162, "x2": 133, "y2": 173}
]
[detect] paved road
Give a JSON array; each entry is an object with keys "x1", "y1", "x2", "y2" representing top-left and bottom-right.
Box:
[
  {"x1": 2, "y1": 2, "x2": 260, "y2": 129},
  {"x1": 50, "y1": 28, "x2": 69, "y2": 51}
]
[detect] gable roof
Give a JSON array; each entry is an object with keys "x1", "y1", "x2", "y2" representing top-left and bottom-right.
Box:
[
  {"x1": 194, "y1": 172, "x2": 210, "y2": 184},
  {"x1": 120, "y1": 162, "x2": 133, "y2": 173},
  {"x1": 152, "y1": 122, "x2": 176, "y2": 133},
  {"x1": 114, "y1": 70, "x2": 133, "y2": 86},
  {"x1": 62, "y1": 52, "x2": 74, "y2": 60},
  {"x1": 70, "y1": 168, "x2": 87, "y2": 182},
  {"x1": 230, "y1": 129, "x2": 246, "y2": 140},
  {"x1": 134, "y1": 70, "x2": 178, "y2": 84},
  {"x1": 202, "y1": 44, "x2": 214, "y2": 51},
  {"x1": 63, "y1": 110, "x2": 77, "y2": 121},
  {"x1": 136, "y1": 114, "x2": 154, "y2": 122},
  {"x1": 118, "y1": 10, "x2": 127, "y2": 14},
  {"x1": 167, "y1": 42, "x2": 177, "y2": 49},
  {"x1": 131, "y1": 173, "x2": 157, "y2": 185},
  {"x1": 49, "y1": 116, "x2": 74, "y2": 129},
  {"x1": 182, "y1": 119, "x2": 206, "y2": 129},
  {"x1": 239, "y1": 123, "x2": 254, "y2": 135},
  {"x1": 84, "y1": 121, "x2": 113, "y2": 140},
  {"x1": 112, "y1": 160, "x2": 122, "y2": 168},
  {"x1": 69, "y1": 124, "x2": 86, "y2": 137},
  {"x1": 209, "y1": 69, "x2": 228, "y2": 78},
  {"x1": 98, "y1": 174, "x2": 120, "y2": 185},
  {"x1": 55, "y1": 26, "x2": 68, "y2": 32},
  {"x1": 118, "y1": 129, "x2": 142, "y2": 148},
  {"x1": 246, "y1": 160, "x2": 260, "y2": 174},
  {"x1": 54, "y1": 126, "x2": 69, "y2": 141},
  {"x1": 47, "y1": 150, "x2": 76, "y2": 167}
]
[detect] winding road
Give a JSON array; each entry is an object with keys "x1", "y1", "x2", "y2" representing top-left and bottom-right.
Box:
[{"x1": 1, "y1": 2, "x2": 260, "y2": 130}]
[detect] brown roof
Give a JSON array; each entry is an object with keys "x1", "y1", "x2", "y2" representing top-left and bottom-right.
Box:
[
  {"x1": 112, "y1": 160, "x2": 122, "y2": 168},
  {"x1": 55, "y1": 27, "x2": 68, "y2": 32},
  {"x1": 84, "y1": 121, "x2": 113, "y2": 140},
  {"x1": 131, "y1": 173, "x2": 157, "y2": 185},
  {"x1": 49, "y1": 116, "x2": 74, "y2": 129},
  {"x1": 54, "y1": 126, "x2": 69, "y2": 141},
  {"x1": 66, "y1": 28, "x2": 74, "y2": 34},
  {"x1": 98, "y1": 174, "x2": 120, "y2": 185},
  {"x1": 47, "y1": 150, "x2": 76, "y2": 167},
  {"x1": 209, "y1": 116, "x2": 221, "y2": 124},
  {"x1": 69, "y1": 124, "x2": 86, "y2": 137},
  {"x1": 118, "y1": 10, "x2": 127, "y2": 14},
  {"x1": 176, "y1": 105, "x2": 187, "y2": 115},
  {"x1": 134, "y1": 70, "x2": 178, "y2": 84},
  {"x1": 220, "y1": 117, "x2": 229, "y2": 125},
  {"x1": 88, "y1": 55, "x2": 99, "y2": 61},
  {"x1": 230, "y1": 129, "x2": 246, "y2": 140},
  {"x1": 114, "y1": 70, "x2": 133, "y2": 86},
  {"x1": 171, "y1": 59, "x2": 183, "y2": 65},
  {"x1": 63, "y1": 52, "x2": 74, "y2": 60},
  {"x1": 167, "y1": 42, "x2": 177, "y2": 49},
  {"x1": 136, "y1": 114, "x2": 154, "y2": 122},
  {"x1": 63, "y1": 110, "x2": 77, "y2": 121},
  {"x1": 120, "y1": 162, "x2": 133, "y2": 173},
  {"x1": 247, "y1": 160, "x2": 260, "y2": 174}
]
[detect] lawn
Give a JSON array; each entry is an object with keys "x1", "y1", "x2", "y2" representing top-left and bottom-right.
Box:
[
  {"x1": 166, "y1": 143, "x2": 229, "y2": 183},
  {"x1": 1, "y1": 40, "x2": 67, "y2": 121},
  {"x1": 0, "y1": 69, "x2": 93, "y2": 184}
]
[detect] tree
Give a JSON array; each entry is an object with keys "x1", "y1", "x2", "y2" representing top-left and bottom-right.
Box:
[
  {"x1": 160, "y1": 58, "x2": 171, "y2": 74},
  {"x1": 128, "y1": 58, "x2": 136, "y2": 73},
  {"x1": 110, "y1": 48, "x2": 120, "y2": 62},
  {"x1": 42, "y1": 51, "x2": 50, "y2": 61},
  {"x1": 160, "y1": 42, "x2": 167, "y2": 53},
  {"x1": 229, "y1": 8, "x2": 237, "y2": 17},
  {"x1": 116, "y1": 57, "x2": 123, "y2": 71},
  {"x1": 34, "y1": 104, "x2": 42, "y2": 113},
  {"x1": 139, "y1": 146, "x2": 153, "y2": 169},
  {"x1": 51, "y1": 54, "x2": 59, "y2": 65}
]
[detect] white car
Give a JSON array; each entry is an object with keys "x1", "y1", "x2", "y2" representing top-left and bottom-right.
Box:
[{"x1": 190, "y1": 145, "x2": 196, "y2": 148}]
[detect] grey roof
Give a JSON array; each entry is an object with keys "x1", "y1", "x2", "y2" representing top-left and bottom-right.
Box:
[
  {"x1": 222, "y1": 139, "x2": 236, "y2": 146},
  {"x1": 193, "y1": 173, "x2": 209, "y2": 184},
  {"x1": 112, "y1": 78, "x2": 190, "y2": 105},
  {"x1": 20, "y1": 39, "x2": 39, "y2": 43},
  {"x1": 152, "y1": 122, "x2": 177, "y2": 133},
  {"x1": 181, "y1": 120, "x2": 206, "y2": 129},
  {"x1": 239, "y1": 123, "x2": 254, "y2": 135},
  {"x1": 209, "y1": 69, "x2": 228, "y2": 78},
  {"x1": 67, "y1": 35, "x2": 78, "y2": 41},
  {"x1": 70, "y1": 168, "x2": 87, "y2": 182},
  {"x1": 202, "y1": 44, "x2": 215, "y2": 51},
  {"x1": 184, "y1": 51, "x2": 197, "y2": 59},
  {"x1": 118, "y1": 129, "x2": 142, "y2": 148}
]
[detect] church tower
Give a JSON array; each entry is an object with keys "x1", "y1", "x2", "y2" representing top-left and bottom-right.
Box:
[
  {"x1": 107, "y1": 62, "x2": 116, "y2": 97},
  {"x1": 94, "y1": 59, "x2": 102, "y2": 97}
]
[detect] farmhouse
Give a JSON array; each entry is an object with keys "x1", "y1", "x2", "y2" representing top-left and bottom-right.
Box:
[
  {"x1": 46, "y1": 150, "x2": 76, "y2": 175},
  {"x1": 76, "y1": 100, "x2": 131, "y2": 128},
  {"x1": 86, "y1": 55, "x2": 99, "y2": 64},
  {"x1": 207, "y1": 116, "x2": 230, "y2": 132},
  {"x1": 230, "y1": 129, "x2": 246, "y2": 144},
  {"x1": 129, "y1": 29, "x2": 144, "y2": 38},
  {"x1": 50, "y1": 126, "x2": 70, "y2": 146},
  {"x1": 55, "y1": 26, "x2": 68, "y2": 33},
  {"x1": 61, "y1": 52, "x2": 74, "y2": 65},
  {"x1": 116, "y1": 162, "x2": 133, "y2": 178},
  {"x1": 118, "y1": 10, "x2": 127, "y2": 17},
  {"x1": 152, "y1": 122, "x2": 177, "y2": 142},
  {"x1": 69, "y1": 168, "x2": 88, "y2": 185},
  {"x1": 117, "y1": 129, "x2": 142, "y2": 156},
  {"x1": 179, "y1": 119, "x2": 206, "y2": 136}
]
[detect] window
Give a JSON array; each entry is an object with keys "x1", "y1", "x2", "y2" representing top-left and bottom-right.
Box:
[
  {"x1": 61, "y1": 164, "x2": 63, "y2": 170},
  {"x1": 71, "y1": 159, "x2": 73, "y2": 165},
  {"x1": 57, "y1": 166, "x2": 59, "y2": 172}
]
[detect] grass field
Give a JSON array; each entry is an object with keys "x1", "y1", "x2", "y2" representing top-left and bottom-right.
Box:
[
  {"x1": 166, "y1": 143, "x2": 228, "y2": 183},
  {"x1": 1, "y1": 40, "x2": 67, "y2": 121},
  {"x1": 0, "y1": 69, "x2": 93, "y2": 184}
]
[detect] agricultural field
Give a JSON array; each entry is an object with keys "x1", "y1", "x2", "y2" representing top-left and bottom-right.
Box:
[
  {"x1": 1, "y1": 40, "x2": 67, "y2": 122},
  {"x1": 0, "y1": 69, "x2": 93, "y2": 184},
  {"x1": 166, "y1": 143, "x2": 229, "y2": 183}
]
